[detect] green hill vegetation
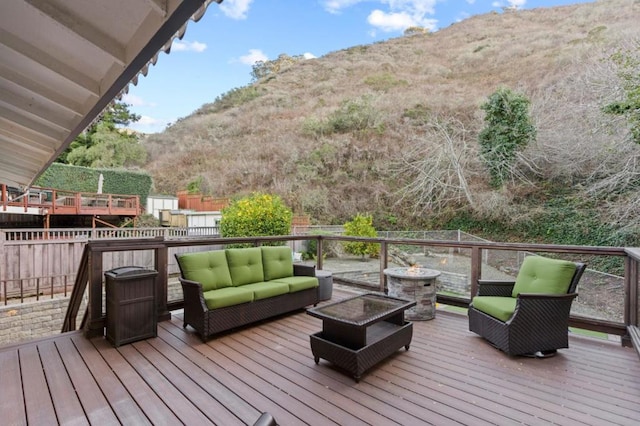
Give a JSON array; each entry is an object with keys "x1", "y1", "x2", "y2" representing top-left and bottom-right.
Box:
[{"x1": 141, "y1": 0, "x2": 640, "y2": 251}]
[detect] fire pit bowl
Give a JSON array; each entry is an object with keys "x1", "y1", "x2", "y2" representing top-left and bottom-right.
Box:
[{"x1": 384, "y1": 267, "x2": 441, "y2": 320}]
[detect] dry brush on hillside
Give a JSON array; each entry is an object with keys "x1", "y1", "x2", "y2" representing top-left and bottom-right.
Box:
[{"x1": 142, "y1": 0, "x2": 640, "y2": 232}]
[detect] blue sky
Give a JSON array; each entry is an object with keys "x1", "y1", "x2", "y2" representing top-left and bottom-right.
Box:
[{"x1": 124, "y1": 0, "x2": 592, "y2": 134}]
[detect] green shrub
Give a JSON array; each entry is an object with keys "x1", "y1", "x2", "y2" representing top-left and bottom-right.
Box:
[
  {"x1": 304, "y1": 230, "x2": 340, "y2": 261},
  {"x1": 343, "y1": 213, "x2": 380, "y2": 258},
  {"x1": 363, "y1": 73, "x2": 408, "y2": 92},
  {"x1": 220, "y1": 193, "x2": 293, "y2": 247},
  {"x1": 478, "y1": 87, "x2": 536, "y2": 187},
  {"x1": 302, "y1": 96, "x2": 384, "y2": 138}
]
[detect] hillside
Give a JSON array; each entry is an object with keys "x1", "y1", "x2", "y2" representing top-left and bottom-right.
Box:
[{"x1": 142, "y1": 0, "x2": 640, "y2": 246}]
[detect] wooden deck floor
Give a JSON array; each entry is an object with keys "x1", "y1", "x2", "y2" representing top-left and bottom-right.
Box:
[{"x1": 1, "y1": 289, "x2": 639, "y2": 425}]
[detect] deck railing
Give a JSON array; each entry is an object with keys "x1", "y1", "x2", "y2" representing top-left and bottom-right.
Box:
[
  {"x1": 0, "y1": 226, "x2": 220, "y2": 241},
  {"x1": 1, "y1": 184, "x2": 141, "y2": 216},
  {"x1": 61, "y1": 235, "x2": 639, "y2": 351}
]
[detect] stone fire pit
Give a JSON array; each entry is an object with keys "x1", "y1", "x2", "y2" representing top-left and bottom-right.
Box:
[{"x1": 384, "y1": 267, "x2": 441, "y2": 320}]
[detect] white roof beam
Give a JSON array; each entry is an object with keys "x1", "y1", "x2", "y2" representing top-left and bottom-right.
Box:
[
  {"x1": 0, "y1": 106, "x2": 66, "y2": 143},
  {"x1": 0, "y1": 89, "x2": 75, "y2": 132},
  {"x1": 0, "y1": 29, "x2": 100, "y2": 96},
  {"x1": 24, "y1": 0, "x2": 126, "y2": 66},
  {"x1": 0, "y1": 65, "x2": 85, "y2": 116},
  {"x1": 145, "y1": 0, "x2": 169, "y2": 16}
]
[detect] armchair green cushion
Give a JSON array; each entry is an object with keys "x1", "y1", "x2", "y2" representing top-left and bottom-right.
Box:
[
  {"x1": 226, "y1": 247, "x2": 264, "y2": 286},
  {"x1": 261, "y1": 246, "x2": 294, "y2": 281},
  {"x1": 177, "y1": 250, "x2": 232, "y2": 291},
  {"x1": 512, "y1": 256, "x2": 577, "y2": 297},
  {"x1": 471, "y1": 296, "x2": 517, "y2": 322}
]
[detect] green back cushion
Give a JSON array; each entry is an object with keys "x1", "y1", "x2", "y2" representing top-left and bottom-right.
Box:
[
  {"x1": 226, "y1": 247, "x2": 264, "y2": 286},
  {"x1": 512, "y1": 256, "x2": 577, "y2": 297},
  {"x1": 261, "y1": 246, "x2": 294, "y2": 281},
  {"x1": 177, "y1": 251, "x2": 232, "y2": 292}
]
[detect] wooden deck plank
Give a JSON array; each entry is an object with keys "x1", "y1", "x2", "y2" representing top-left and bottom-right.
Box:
[
  {"x1": 91, "y1": 337, "x2": 182, "y2": 425},
  {"x1": 18, "y1": 345, "x2": 58, "y2": 425},
  {"x1": 413, "y1": 314, "x2": 640, "y2": 425},
  {"x1": 55, "y1": 337, "x2": 121, "y2": 425},
  {"x1": 159, "y1": 320, "x2": 304, "y2": 426},
  {"x1": 222, "y1": 327, "x2": 402, "y2": 426},
  {"x1": 0, "y1": 350, "x2": 26, "y2": 425},
  {"x1": 37, "y1": 341, "x2": 89, "y2": 425},
  {"x1": 244, "y1": 320, "x2": 461, "y2": 426},
  {"x1": 272, "y1": 313, "x2": 504, "y2": 426},
  {"x1": 131, "y1": 339, "x2": 245, "y2": 426},
  {"x1": 3, "y1": 288, "x2": 640, "y2": 426},
  {"x1": 116, "y1": 343, "x2": 214, "y2": 425},
  {"x1": 146, "y1": 334, "x2": 260, "y2": 424},
  {"x1": 70, "y1": 335, "x2": 151, "y2": 425},
  {"x1": 161, "y1": 318, "x2": 334, "y2": 426}
]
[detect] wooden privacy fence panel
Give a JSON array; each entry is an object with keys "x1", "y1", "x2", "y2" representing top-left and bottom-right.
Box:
[{"x1": 0, "y1": 234, "x2": 223, "y2": 302}]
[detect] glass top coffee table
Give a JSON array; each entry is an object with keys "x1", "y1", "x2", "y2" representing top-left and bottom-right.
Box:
[{"x1": 307, "y1": 293, "x2": 416, "y2": 381}]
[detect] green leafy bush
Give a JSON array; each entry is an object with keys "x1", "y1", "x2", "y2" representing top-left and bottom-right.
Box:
[
  {"x1": 302, "y1": 96, "x2": 384, "y2": 138},
  {"x1": 478, "y1": 87, "x2": 536, "y2": 187},
  {"x1": 343, "y1": 213, "x2": 380, "y2": 258},
  {"x1": 220, "y1": 193, "x2": 293, "y2": 246},
  {"x1": 363, "y1": 73, "x2": 408, "y2": 92}
]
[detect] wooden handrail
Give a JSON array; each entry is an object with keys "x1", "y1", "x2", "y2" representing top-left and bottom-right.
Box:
[
  {"x1": 61, "y1": 234, "x2": 639, "y2": 347},
  {"x1": 62, "y1": 245, "x2": 90, "y2": 332}
]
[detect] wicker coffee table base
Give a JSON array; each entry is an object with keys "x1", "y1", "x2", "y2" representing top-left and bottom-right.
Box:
[{"x1": 310, "y1": 321, "x2": 413, "y2": 381}]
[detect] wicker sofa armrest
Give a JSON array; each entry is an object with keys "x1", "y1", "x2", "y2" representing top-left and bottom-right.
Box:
[
  {"x1": 178, "y1": 277, "x2": 208, "y2": 313},
  {"x1": 509, "y1": 293, "x2": 578, "y2": 325},
  {"x1": 293, "y1": 263, "x2": 316, "y2": 277},
  {"x1": 476, "y1": 280, "x2": 515, "y2": 297}
]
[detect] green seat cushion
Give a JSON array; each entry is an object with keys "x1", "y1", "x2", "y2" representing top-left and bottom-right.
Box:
[
  {"x1": 226, "y1": 247, "x2": 264, "y2": 286},
  {"x1": 202, "y1": 287, "x2": 254, "y2": 309},
  {"x1": 273, "y1": 276, "x2": 319, "y2": 293},
  {"x1": 472, "y1": 296, "x2": 517, "y2": 322},
  {"x1": 261, "y1": 246, "x2": 294, "y2": 281},
  {"x1": 512, "y1": 256, "x2": 577, "y2": 297},
  {"x1": 176, "y1": 250, "x2": 232, "y2": 292},
  {"x1": 242, "y1": 281, "x2": 290, "y2": 300}
]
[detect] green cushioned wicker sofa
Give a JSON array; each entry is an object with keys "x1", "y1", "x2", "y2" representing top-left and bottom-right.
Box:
[{"x1": 176, "y1": 246, "x2": 319, "y2": 341}]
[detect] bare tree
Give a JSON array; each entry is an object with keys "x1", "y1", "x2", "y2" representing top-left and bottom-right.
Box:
[{"x1": 394, "y1": 117, "x2": 477, "y2": 214}]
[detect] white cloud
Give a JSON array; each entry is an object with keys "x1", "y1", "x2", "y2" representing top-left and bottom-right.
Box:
[
  {"x1": 235, "y1": 49, "x2": 269, "y2": 66},
  {"x1": 172, "y1": 40, "x2": 207, "y2": 52},
  {"x1": 368, "y1": 10, "x2": 416, "y2": 32},
  {"x1": 220, "y1": 0, "x2": 253, "y2": 19},
  {"x1": 122, "y1": 94, "x2": 145, "y2": 107},
  {"x1": 137, "y1": 116, "x2": 161, "y2": 126},
  {"x1": 322, "y1": 0, "x2": 365, "y2": 14},
  {"x1": 367, "y1": 4, "x2": 438, "y2": 33},
  {"x1": 303, "y1": 52, "x2": 317, "y2": 59},
  {"x1": 325, "y1": 1, "x2": 440, "y2": 33},
  {"x1": 508, "y1": 0, "x2": 526, "y2": 7}
]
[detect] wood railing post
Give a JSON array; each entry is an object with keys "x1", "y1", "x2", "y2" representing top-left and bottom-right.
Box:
[
  {"x1": 84, "y1": 249, "x2": 105, "y2": 338},
  {"x1": 380, "y1": 240, "x2": 388, "y2": 293},
  {"x1": 316, "y1": 236, "x2": 323, "y2": 270},
  {"x1": 469, "y1": 246, "x2": 482, "y2": 298},
  {"x1": 156, "y1": 245, "x2": 170, "y2": 321}
]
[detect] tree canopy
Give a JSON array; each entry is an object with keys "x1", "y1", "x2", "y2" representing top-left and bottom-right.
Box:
[{"x1": 57, "y1": 102, "x2": 146, "y2": 168}]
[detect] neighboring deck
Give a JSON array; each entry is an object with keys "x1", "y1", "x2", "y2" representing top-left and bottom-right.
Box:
[{"x1": 1, "y1": 289, "x2": 639, "y2": 426}]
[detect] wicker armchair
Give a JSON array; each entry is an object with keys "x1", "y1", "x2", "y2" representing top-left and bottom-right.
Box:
[{"x1": 468, "y1": 256, "x2": 586, "y2": 357}]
